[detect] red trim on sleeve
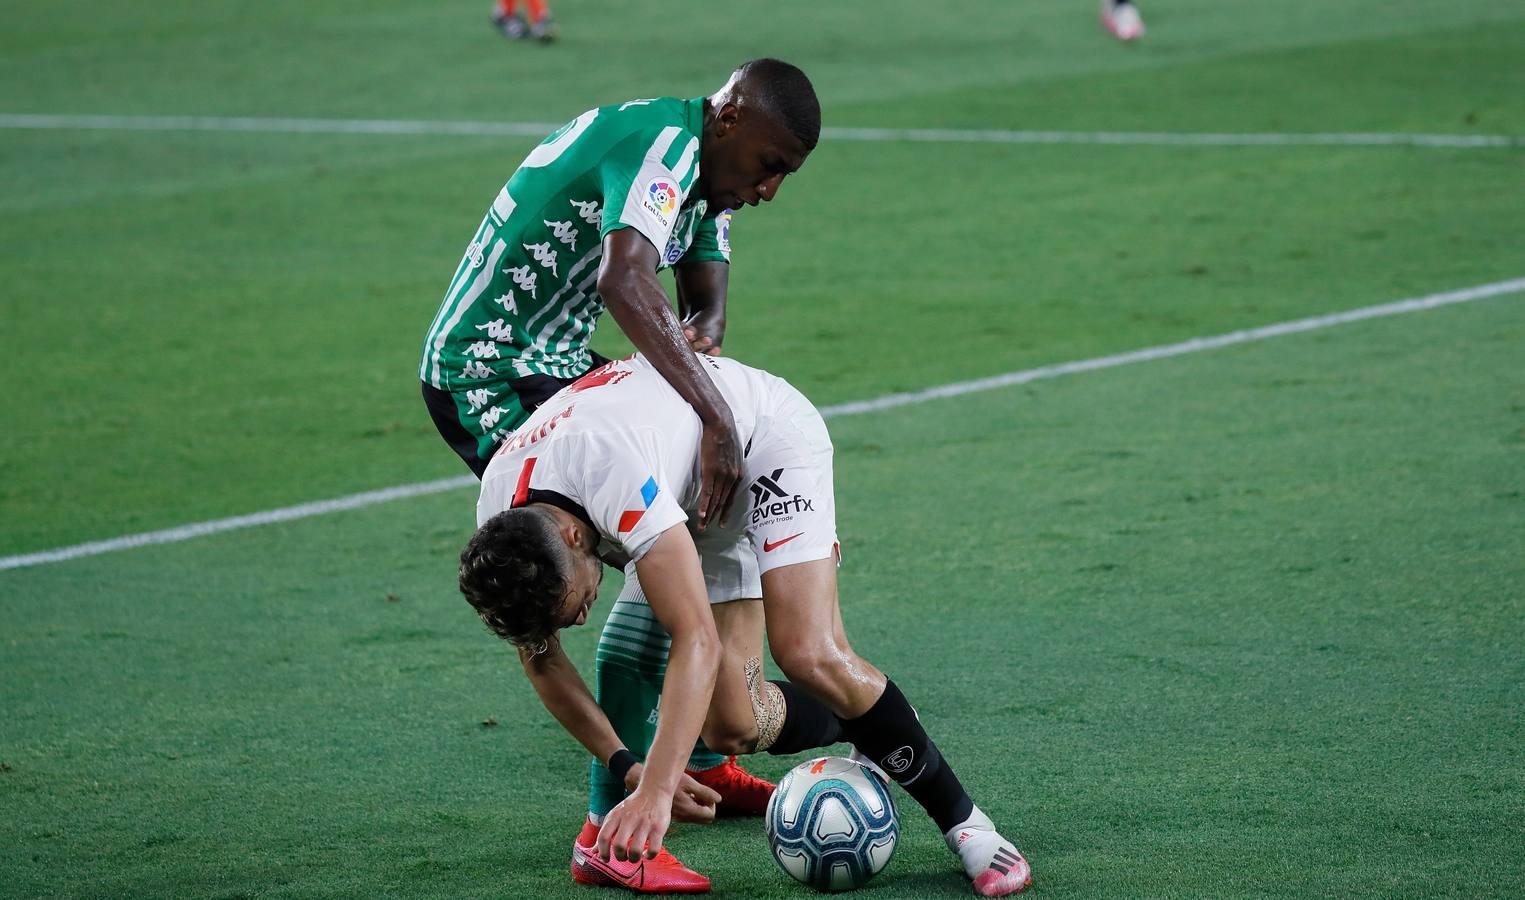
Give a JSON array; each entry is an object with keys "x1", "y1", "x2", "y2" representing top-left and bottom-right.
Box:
[{"x1": 511, "y1": 457, "x2": 538, "y2": 508}]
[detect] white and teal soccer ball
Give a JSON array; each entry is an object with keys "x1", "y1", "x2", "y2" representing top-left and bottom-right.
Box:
[{"x1": 764, "y1": 756, "x2": 899, "y2": 892}]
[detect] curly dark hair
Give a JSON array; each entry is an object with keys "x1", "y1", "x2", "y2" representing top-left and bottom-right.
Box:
[
  {"x1": 458, "y1": 509, "x2": 570, "y2": 652},
  {"x1": 737, "y1": 58, "x2": 820, "y2": 151}
]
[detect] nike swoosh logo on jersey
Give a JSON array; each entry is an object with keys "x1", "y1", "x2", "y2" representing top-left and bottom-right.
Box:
[{"x1": 763, "y1": 533, "x2": 804, "y2": 552}]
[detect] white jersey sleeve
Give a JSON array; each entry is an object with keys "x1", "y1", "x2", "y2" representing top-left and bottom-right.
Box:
[{"x1": 568, "y1": 427, "x2": 689, "y2": 561}]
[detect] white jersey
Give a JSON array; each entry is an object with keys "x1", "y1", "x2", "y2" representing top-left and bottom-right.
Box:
[{"x1": 478, "y1": 352, "x2": 839, "y2": 588}]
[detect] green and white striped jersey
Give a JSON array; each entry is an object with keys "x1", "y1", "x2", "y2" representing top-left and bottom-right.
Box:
[{"x1": 420, "y1": 96, "x2": 732, "y2": 449}]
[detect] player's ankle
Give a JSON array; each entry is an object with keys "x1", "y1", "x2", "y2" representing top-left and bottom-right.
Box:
[{"x1": 944, "y1": 805, "x2": 996, "y2": 853}]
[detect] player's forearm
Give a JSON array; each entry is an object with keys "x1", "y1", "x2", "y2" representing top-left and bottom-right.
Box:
[
  {"x1": 599, "y1": 262, "x2": 730, "y2": 426},
  {"x1": 520, "y1": 646, "x2": 626, "y2": 763},
  {"x1": 674, "y1": 262, "x2": 729, "y2": 333}
]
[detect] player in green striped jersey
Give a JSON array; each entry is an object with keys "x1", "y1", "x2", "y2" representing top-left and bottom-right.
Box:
[{"x1": 421, "y1": 58, "x2": 817, "y2": 535}]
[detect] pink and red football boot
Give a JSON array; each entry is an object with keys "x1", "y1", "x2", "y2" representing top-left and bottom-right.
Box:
[
  {"x1": 687, "y1": 756, "x2": 775, "y2": 817},
  {"x1": 570, "y1": 820, "x2": 711, "y2": 894}
]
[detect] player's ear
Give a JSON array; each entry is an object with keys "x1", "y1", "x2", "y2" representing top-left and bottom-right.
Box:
[
  {"x1": 557, "y1": 519, "x2": 583, "y2": 552},
  {"x1": 713, "y1": 101, "x2": 742, "y2": 138}
]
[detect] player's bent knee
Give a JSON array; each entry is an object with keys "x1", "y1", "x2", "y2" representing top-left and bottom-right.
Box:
[
  {"x1": 772, "y1": 643, "x2": 853, "y2": 708},
  {"x1": 699, "y1": 721, "x2": 757, "y2": 757}
]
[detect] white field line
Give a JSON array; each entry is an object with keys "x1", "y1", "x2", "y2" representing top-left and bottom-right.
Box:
[
  {"x1": 2, "y1": 276, "x2": 1522, "y2": 573},
  {"x1": 1, "y1": 113, "x2": 1521, "y2": 149},
  {"x1": 817, "y1": 277, "x2": 1525, "y2": 416}
]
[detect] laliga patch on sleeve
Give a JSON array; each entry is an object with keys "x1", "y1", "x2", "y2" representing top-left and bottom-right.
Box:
[
  {"x1": 642, "y1": 177, "x2": 680, "y2": 228},
  {"x1": 718, "y1": 210, "x2": 732, "y2": 254}
]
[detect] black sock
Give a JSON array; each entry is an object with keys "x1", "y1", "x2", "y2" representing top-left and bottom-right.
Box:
[
  {"x1": 838, "y1": 679, "x2": 973, "y2": 833},
  {"x1": 766, "y1": 680, "x2": 845, "y2": 755}
]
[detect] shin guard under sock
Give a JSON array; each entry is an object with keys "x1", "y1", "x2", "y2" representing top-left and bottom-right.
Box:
[{"x1": 839, "y1": 679, "x2": 973, "y2": 832}]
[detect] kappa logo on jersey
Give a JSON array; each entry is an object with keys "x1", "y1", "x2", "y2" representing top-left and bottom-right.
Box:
[
  {"x1": 476, "y1": 319, "x2": 513, "y2": 342},
  {"x1": 463, "y1": 341, "x2": 500, "y2": 360},
  {"x1": 504, "y1": 264, "x2": 538, "y2": 299},
  {"x1": 523, "y1": 242, "x2": 559, "y2": 276},
  {"x1": 643, "y1": 178, "x2": 679, "y2": 225},
  {"x1": 617, "y1": 477, "x2": 661, "y2": 533},
  {"x1": 570, "y1": 198, "x2": 602, "y2": 227},
  {"x1": 492, "y1": 292, "x2": 517, "y2": 314},
  {"x1": 718, "y1": 210, "x2": 732, "y2": 254},
  {"x1": 460, "y1": 360, "x2": 497, "y2": 379},
  {"x1": 545, "y1": 219, "x2": 579, "y2": 252},
  {"x1": 478, "y1": 405, "x2": 509, "y2": 433},
  {"x1": 464, "y1": 387, "x2": 496, "y2": 414},
  {"x1": 749, "y1": 469, "x2": 814, "y2": 526}
]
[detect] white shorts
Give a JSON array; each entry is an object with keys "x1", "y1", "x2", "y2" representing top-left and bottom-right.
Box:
[{"x1": 621, "y1": 376, "x2": 838, "y2": 606}]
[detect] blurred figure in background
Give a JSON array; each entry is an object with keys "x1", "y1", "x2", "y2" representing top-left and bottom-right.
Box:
[
  {"x1": 1100, "y1": 0, "x2": 1145, "y2": 41},
  {"x1": 493, "y1": 0, "x2": 557, "y2": 42}
]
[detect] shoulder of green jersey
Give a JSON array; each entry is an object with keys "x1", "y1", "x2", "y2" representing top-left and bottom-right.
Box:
[
  {"x1": 611, "y1": 127, "x2": 699, "y2": 252},
  {"x1": 520, "y1": 107, "x2": 602, "y2": 170}
]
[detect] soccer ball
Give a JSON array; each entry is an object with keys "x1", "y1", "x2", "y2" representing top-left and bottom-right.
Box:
[{"x1": 764, "y1": 756, "x2": 899, "y2": 891}]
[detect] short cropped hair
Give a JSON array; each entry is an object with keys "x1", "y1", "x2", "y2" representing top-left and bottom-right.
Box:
[
  {"x1": 737, "y1": 58, "x2": 821, "y2": 151},
  {"x1": 459, "y1": 509, "x2": 570, "y2": 652}
]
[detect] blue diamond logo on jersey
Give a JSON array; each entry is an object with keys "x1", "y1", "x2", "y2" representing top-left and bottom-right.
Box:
[
  {"x1": 618, "y1": 477, "x2": 660, "y2": 533},
  {"x1": 718, "y1": 210, "x2": 732, "y2": 254}
]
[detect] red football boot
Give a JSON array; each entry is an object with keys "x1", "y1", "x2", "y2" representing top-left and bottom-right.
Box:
[
  {"x1": 686, "y1": 756, "x2": 775, "y2": 817},
  {"x1": 570, "y1": 820, "x2": 711, "y2": 893}
]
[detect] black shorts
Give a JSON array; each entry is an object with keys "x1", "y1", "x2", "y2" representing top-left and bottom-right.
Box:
[{"x1": 421, "y1": 352, "x2": 610, "y2": 479}]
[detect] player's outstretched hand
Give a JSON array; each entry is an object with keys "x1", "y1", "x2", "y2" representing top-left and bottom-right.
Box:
[
  {"x1": 598, "y1": 787, "x2": 673, "y2": 862},
  {"x1": 696, "y1": 416, "x2": 741, "y2": 531},
  {"x1": 672, "y1": 772, "x2": 721, "y2": 824}
]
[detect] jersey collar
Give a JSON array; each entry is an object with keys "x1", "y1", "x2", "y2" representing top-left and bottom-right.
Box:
[{"x1": 517, "y1": 488, "x2": 598, "y2": 535}]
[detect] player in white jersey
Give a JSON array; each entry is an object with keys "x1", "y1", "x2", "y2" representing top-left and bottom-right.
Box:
[{"x1": 462, "y1": 354, "x2": 1034, "y2": 896}]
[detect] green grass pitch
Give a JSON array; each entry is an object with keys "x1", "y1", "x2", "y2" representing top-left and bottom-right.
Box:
[{"x1": 2, "y1": 1, "x2": 1523, "y2": 896}]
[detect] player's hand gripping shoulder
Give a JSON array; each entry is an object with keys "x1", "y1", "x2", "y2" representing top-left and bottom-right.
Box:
[{"x1": 697, "y1": 414, "x2": 742, "y2": 530}]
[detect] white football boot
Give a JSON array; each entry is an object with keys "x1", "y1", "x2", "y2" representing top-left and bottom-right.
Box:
[{"x1": 945, "y1": 805, "x2": 1033, "y2": 896}]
